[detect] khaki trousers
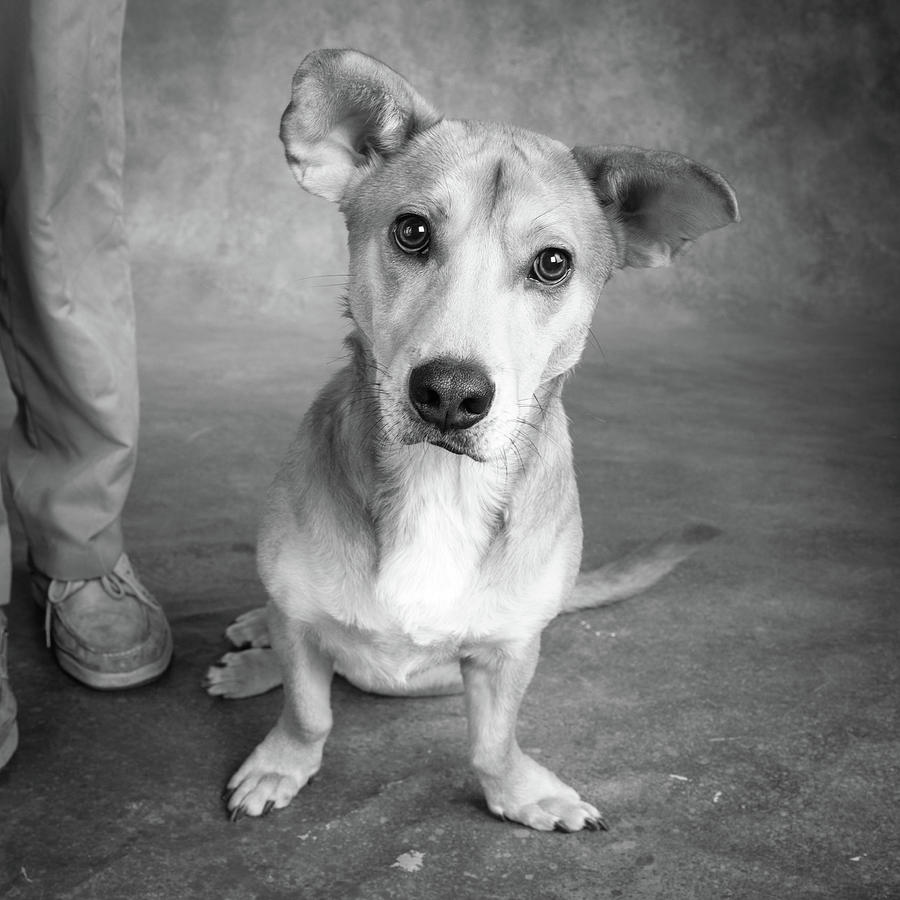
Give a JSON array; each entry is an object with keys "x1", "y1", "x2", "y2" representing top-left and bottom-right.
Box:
[{"x1": 0, "y1": 0, "x2": 137, "y2": 599}]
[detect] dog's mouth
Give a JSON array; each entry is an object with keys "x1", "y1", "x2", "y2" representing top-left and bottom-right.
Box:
[
  {"x1": 426, "y1": 436, "x2": 483, "y2": 460},
  {"x1": 400, "y1": 428, "x2": 486, "y2": 462}
]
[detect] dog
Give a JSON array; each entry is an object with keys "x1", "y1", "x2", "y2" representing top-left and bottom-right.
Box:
[{"x1": 206, "y1": 48, "x2": 739, "y2": 832}]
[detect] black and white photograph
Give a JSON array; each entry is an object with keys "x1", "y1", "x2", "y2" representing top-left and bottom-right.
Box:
[{"x1": 1, "y1": 1, "x2": 897, "y2": 897}]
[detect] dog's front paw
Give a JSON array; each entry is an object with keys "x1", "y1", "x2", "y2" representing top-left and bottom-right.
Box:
[
  {"x1": 225, "y1": 607, "x2": 271, "y2": 648},
  {"x1": 483, "y1": 756, "x2": 608, "y2": 832},
  {"x1": 204, "y1": 648, "x2": 283, "y2": 699},
  {"x1": 502, "y1": 796, "x2": 607, "y2": 832},
  {"x1": 225, "y1": 730, "x2": 322, "y2": 820}
]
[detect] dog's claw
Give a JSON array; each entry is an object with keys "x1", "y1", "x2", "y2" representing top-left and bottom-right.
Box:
[
  {"x1": 261, "y1": 800, "x2": 275, "y2": 817},
  {"x1": 229, "y1": 804, "x2": 246, "y2": 823},
  {"x1": 551, "y1": 812, "x2": 608, "y2": 833}
]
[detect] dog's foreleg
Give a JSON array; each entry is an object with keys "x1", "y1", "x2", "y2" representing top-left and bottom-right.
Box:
[
  {"x1": 224, "y1": 606, "x2": 333, "y2": 819},
  {"x1": 462, "y1": 639, "x2": 606, "y2": 832}
]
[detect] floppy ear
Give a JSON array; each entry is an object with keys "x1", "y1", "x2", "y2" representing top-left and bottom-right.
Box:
[
  {"x1": 572, "y1": 145, "x2": 740, "y2": 268},
  {"x1": 279, "y1": 49, "x2": 441, "y2": 202}
]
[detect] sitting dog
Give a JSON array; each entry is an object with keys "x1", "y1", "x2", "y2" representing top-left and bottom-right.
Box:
[{"x1": 208, "y1": 49, "x2": 738, "y2": 832}]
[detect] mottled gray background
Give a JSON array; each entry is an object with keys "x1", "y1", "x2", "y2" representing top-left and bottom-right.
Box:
[
  {"x1": 123, "y1": 0, "x2": 900, "y2": 327},
  {"x1": 4, "y1": 4, "x2": 899, "y2": 899}
]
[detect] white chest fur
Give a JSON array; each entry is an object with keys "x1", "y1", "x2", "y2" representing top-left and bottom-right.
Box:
[
  {"x1": 299, "y1": 441, "x2": 575, "y2": 692},
  {"x1": 369, "y1": 446, "x2": 507, "y2": 645}
]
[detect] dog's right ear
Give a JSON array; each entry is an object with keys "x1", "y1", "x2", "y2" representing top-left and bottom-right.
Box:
[{"x1": 279, "y1": 49, "x2": 441, "y2": 202}]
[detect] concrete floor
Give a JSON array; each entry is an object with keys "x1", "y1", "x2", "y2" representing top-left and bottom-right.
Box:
[{"x1": 1, "y1": 299, "x2": 897, "y2": 899}]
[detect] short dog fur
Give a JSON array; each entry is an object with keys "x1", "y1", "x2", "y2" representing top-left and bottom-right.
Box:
[{"x1": 207, "y1": 49, "x2": 739, "y2": 831}]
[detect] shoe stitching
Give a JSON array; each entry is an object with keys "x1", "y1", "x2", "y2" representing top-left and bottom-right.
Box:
[{"x1": 43, "y1": 555, "x2": 163, "y2": 650}]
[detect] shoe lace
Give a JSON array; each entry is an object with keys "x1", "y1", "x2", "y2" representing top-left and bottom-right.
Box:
[{"x1": 44, "y1": 556, "x2": 158, "y2": 648}]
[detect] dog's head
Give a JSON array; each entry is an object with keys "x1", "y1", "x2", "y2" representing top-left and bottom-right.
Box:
[{"x1": 280, "y1": 49, "x2": 738, "y2": 463}]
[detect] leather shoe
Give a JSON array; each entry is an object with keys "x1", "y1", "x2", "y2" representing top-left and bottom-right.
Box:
[{"x1": 32, "y1": 554, "x2": 172, "y2": 690}]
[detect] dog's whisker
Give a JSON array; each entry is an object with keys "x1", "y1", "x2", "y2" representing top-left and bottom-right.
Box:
[
  {"x1": 529, "y1": 201, "x2": 567, "y2": 227},
  {"x1": 518, "y1": 433, "x2": 542, "y2": 462},
  {"x1": 510, "y1": 439, "x2": 527, "y2": 473},
  {"x1": 297, "y1": 273, "x2": 356, "y2": 282},
  {"x1": 587, "y1": 327, "x2": 605, "y2": 358},
  {"x1": 566, "y1": 322, "x2": 606, "y2": 359},
  {"x1": 513, "y1": 415, "x2": 567, "y2": 457},
  {"x1": 513, "y1": 417, "x2": 540, "y2": 434}
]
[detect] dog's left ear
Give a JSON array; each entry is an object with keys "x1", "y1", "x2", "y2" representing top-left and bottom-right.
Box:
[
  {"x1": 280, "y1": 49, "x2": 441, "y2": 202},
  {"x1": 572, "y1": 145, "x2": 740, "y2": 268}
]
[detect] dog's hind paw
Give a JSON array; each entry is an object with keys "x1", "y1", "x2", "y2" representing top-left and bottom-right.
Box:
[
  {"x1": 204, "y1": 648, "x2": 283, "y2": 699},
  {"x1": 224, "y1": 607, "x2": 271, "y2": 648}
]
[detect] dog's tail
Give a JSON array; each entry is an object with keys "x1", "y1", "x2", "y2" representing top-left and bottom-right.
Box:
[{"x1": 563, "y1": 522, "x2": 720, "y2": 613}]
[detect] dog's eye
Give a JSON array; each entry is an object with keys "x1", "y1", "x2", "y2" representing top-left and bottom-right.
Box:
[
  {"x1": 392, "y1": 214, "x2": 431, "y2": 255},
  {"x1": 530, "y1": 248, "x2": 572, "y2": 286}
]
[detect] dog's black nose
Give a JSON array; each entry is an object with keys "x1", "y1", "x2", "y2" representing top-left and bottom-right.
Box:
[{"x1": 408, "y1": 358, "x2": 495, "y2": 432}]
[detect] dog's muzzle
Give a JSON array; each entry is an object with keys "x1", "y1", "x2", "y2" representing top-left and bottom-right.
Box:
[{"x1": 408, "y1": 357, "x2": 495, "y2": 450}]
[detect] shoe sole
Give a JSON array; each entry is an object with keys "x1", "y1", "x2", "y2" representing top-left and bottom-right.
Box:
[
  {"x1": 55, "y1": 631, "x2": 173, "y2": 690},
  {"x1": 0, "y1": 720, "x2": 18, "y2": 770}
]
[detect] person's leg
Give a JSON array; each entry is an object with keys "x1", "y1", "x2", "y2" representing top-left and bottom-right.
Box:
[
  {"x1": 0, "y1": 609, "x2": 16, "y2": 770},
  {"x1": 0, "y1": 506, "x2": 16, "y2": 769},
  {"x1": 0, "y1": 0, "x2": 171, "y2": 690},
  {"x1": 0, "y1": 1, "x2": 136, "y2": 577}
]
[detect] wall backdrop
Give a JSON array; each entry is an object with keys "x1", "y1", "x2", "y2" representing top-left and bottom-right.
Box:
[{"x1": 122, "y1": 0, "x2": 899, "y2": 326}]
